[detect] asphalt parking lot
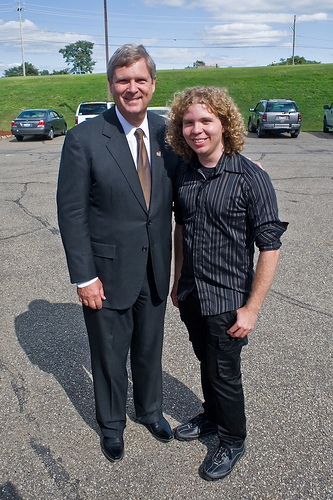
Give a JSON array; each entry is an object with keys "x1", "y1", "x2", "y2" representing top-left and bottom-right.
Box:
[{"x1": 0, "y1": 131, "x2": 332, "y2": 499}]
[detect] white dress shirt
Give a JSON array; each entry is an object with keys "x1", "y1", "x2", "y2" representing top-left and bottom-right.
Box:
[{"x1": 115, "y1": 106, "x2": 151, "y2": 166}]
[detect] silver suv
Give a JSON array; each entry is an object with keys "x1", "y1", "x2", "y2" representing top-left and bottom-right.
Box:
[
  {"x1": 323, "y1": 102, "x2": 333, "y2": 132},
  {"x1": 248, "y1": 99, "x2": 301, "y2": 138}
]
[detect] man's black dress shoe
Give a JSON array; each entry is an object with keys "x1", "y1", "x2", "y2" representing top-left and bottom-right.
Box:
[
  {"x1": 145, "y1": 417, "x2": 174, "y2": 443},
  {"x1": 202, "y1": 441, "x2": 245, "y2": 481},
  {"x1": 174, "y1": 413, "x2": 217, "y2": 441},
  {"x1": 101, "y1": 437, "x2": 124, "y2": 462}
]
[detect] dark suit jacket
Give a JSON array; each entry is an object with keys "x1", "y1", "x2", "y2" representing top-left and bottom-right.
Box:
[{"x1": 57, "y1": 106, "x2": 178, "y2": 310}]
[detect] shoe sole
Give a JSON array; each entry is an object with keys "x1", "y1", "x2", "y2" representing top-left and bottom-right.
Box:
[
  {"x1": 202, "y1": 447, "x2": 245, "y2": 481},
  {"x1": 174, "y1": 429, "x2": 217, "y2": 442},
  {"x1": 151, "y1": 436, "x2": 174, "y2": 443},
  {"x1": 146, "y1": 429, "x2": 174, "y2": 443},
  {"x1": 101, "y1": 444, "x2": 124, "y2": 463},
  {"x1": 144, "y1": 423, "x2": 174, "y2": 443}
]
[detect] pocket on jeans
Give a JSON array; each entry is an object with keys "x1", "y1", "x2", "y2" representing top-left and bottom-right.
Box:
[
  {"x1": 206, "y1": 310, "x2": 248, "y2": 380},
  {"x1": 207, "y1": 343, "x2": 242, "y2": 381},
  {"x1": 217, "y1": 352, "x2": 242, "y2": 380},
  {"x1": 207, "y1": 310, "x2": 236, "y2": 347}
]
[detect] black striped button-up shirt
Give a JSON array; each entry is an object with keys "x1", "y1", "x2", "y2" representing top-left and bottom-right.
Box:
[{"x1": 174, "y1": 153, "x2": 288, "y2": 316}]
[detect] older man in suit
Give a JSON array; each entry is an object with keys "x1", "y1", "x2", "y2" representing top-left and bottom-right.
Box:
[{"x1": 57, "y1": 44, "x2": 178, "y2": 462}]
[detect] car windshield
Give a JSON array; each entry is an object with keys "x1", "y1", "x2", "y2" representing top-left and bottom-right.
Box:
[
  {"x1": 266, "y1": 102, "x2": 297, "y2": 113},
  {"x1": 79, "y1": 103, "x2": 107, "y2": 115},
  {"x1": 18, "y1": 110, "x2": 47, "y2": 119}
]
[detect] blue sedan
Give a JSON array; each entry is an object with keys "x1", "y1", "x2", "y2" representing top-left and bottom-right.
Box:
[{"x1": 11, "y1": 109, "x2": 67, "y2": 141}]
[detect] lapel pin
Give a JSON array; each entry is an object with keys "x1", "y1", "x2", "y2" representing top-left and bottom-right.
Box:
[{"x1": 156, "y1": 151, "x2": 161, "y2": 157}]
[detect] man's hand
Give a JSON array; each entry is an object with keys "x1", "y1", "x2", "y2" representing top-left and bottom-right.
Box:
[
  {"x1": 171, "y1": 223, "x2": 183, "y2": 309},
  {"x1": 170, "y1": 282, "x2": 179, "y2": 308},
  {"x1": 77, "y1": 279, "x2": 106, "y2": 310},
  {"x1": 247, "y1": 157, "x2": 263, "y2": 170},
  {"x1": 227, "y1": 249, "x2": 280, "y2": 338},
  {"x1": 227, "y1": 306, "x2": 258, "y2": 338}
]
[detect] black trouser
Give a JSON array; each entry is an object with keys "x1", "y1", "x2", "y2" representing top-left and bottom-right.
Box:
[
  {"x1": 179, "y1": 293, "x2": 248, "y2": 445},
  {"x1": 83, "y1": 265, "x2": 166, "y2": 438}
]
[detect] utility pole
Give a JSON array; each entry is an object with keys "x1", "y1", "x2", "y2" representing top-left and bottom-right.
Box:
[
  {"x1": 292, "y1": 15, "x2": 296, "y2": 66},
  {"x1": 18, "y1": 1, "x2": 26, "y2": 76},
  {"x1": 104, "y1": 0, "x2": 110, "y2": 101}
]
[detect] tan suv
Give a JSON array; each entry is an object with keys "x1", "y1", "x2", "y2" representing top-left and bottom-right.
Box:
[{"x1": 75, "y1": 101, "x2": 113, "y2": 125}]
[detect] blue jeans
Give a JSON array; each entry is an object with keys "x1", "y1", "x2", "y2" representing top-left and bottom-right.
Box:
[{"x1": 179, "y1": 293, "x2": 248, "y2": 445}]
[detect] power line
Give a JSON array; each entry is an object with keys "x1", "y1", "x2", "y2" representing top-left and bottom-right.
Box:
[
  {"x1": 297, "y1": 34, "x2": 333, "y2": 42},
  {"x1": 3, "y1": 38, "x2": 332, "y2": 51},
  {"x1": 1, "y1": 5, "x2": 332, "y2": 60},
  {"x1": 10, "y1": 4, "x2": 252, "y2": 26},
  {"x1": 26, "y1": 4, "x2": 226, "y2": 22},
  {"x1": 4, "y1": 5, "x2": 332, "y2": 48},
  {"x1": 27, "y1": 8, "x2": 103, "y2": 21}
]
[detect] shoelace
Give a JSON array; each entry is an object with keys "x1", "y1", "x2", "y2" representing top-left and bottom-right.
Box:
[
  {"x1": 212, "y1": 447, "x2": 230, "y2": 464},
  {"x1": 182, "y1": 415, "x2": 202, "y2": 429}
]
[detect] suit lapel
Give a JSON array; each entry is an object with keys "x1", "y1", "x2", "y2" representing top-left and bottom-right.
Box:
[
  {"x1": 103, "y1": 108, "x2": 148, "y2": 212},
  {"x1": 148, "y1": 115, "x2": 166, "y2": 215}
]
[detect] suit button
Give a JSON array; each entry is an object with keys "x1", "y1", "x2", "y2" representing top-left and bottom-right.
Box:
[
  {"x1": 147, "y1": 220, "x2": 152, "y2": 225},
  {"x1": 142, "y1": 246, "x2": 148, "y2": 252}
]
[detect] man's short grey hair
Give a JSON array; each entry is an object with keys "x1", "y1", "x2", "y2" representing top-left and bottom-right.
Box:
[{"x1": 107, "y1": 44, "x2": 156, "y2": 82}]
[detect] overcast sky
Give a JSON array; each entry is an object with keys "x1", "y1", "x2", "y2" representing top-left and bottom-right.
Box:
[{"x1": 0, "y1": 0, "x2": 332, "y2": 75}]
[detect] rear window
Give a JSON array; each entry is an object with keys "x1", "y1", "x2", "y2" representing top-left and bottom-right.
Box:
[
  {"x1": 78, "y1": 103, "x2": 108, "y2": 115},
  {"x1": 18, "y1": 110, "x2": 46, "y2": 119},
  {"x1": 266, "y1": 102, "x2": 297, "y2": 113}
]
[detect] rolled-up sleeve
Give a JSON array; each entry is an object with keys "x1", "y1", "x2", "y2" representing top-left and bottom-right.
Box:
[
  {"x1": 247, "y1": 169, "x2": 288, "y2": 251},
  {"x1": 252, "y1": 221, "x2": 289, "y2": 250}
]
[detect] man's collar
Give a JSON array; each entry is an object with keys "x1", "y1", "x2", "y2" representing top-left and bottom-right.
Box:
[
  {"x1": 191, "y1": 152, "x2": 244, "y2": 174},
  {"x1": 115, "y1": 106, "x2": 149, "y2": 137}
]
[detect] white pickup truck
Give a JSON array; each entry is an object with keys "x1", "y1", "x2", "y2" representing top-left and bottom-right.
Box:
[
  {"x1": 323, "y1": 103, "x2": 333, "y2": 132},
  {"x1": 75, "y1": 102, "x2": 113, "y2": 125}
]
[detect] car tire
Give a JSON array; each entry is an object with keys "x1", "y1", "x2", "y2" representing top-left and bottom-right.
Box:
[
  {"x1": 257, "y1": 123, "x2": 265, "y2": 138},
  {"x1": 62, "y1": 124, "x2": 67, "y2": 135},
  {"x1": 248, "y1": 118, "x2": 255, "y2": 133},
  {"x1": 16, "y1": 135, "x2": 23, "y2": 142},
  {"x1": 291, "y1": 130, "x2": 299, "y2": 138},
  {"x1": 323, "y1": 118, "x2": 329, "y2": 133},
  {"x1": 47, "y1": 128, "x2": 54, "y2": 140}
]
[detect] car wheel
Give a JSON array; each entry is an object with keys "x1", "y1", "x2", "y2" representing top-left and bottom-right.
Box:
[
  {"x1": 248, "y1": 118, "x2": 255, "y2": 133},
  {"x1": 257, "y1": 123, "x2": 265, "y2": 138},
  {"x1": 47, "y1": 128, "x2": 54, "y2": 140},
  {"x1": 323, "y1": 118, "x2": 329, "y2": 133},
  {"x1": 16, "y1": 135, "x2": 23, "y2": 142},
  {"x1": 62, "y1": 124, "x2": 67, "y2": 135},
  {"x1": 291, "y1": 130, "x2": 299, "y2": 138}
]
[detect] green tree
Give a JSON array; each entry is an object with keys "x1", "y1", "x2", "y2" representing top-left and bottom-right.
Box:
[
  {"x1": 59, "y1": 40, "x2": 96, "y2": 74},
  {"x1": 193, "y1": 60, "x2": 206, "y2": 68},
  {"x1": 4, "y1": 62, "x2": 39, "y2": 77},
  {"x1": 51, "y1": 69, "x2": 70, "y2": 75},
  {"x1": 39, "y1": 69, "x2": 50, "y2": 76},
  {"x1": 275, "y1": 55, "x2": 320, "y2": 65}
]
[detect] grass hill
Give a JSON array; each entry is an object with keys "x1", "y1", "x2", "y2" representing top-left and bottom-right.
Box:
[{"x1": 1, "y1": 63, "x2": 332, "y2": 132}]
